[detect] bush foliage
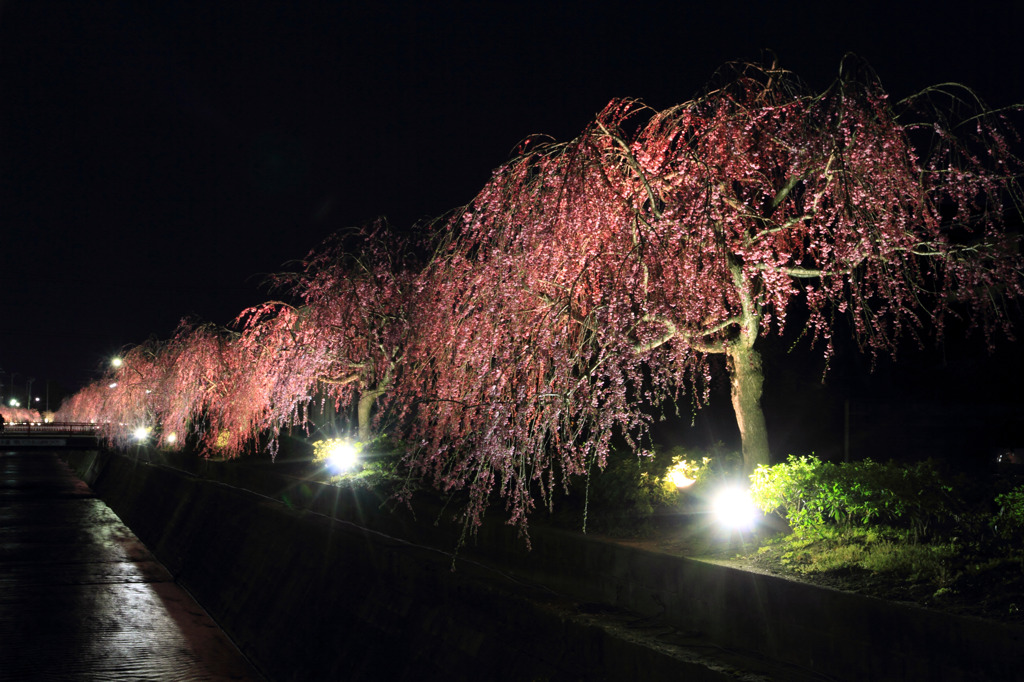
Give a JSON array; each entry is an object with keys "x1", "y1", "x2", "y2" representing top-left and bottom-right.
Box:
[
  {"x1": 994, "y1": 485, "x2": 1024, "y2": 542},
  {"x1": 752, "y1": 455, "x2": 963, "y2": 541},
  {"x1": 749, "y1": 457, "x2": 1024, "y2": 620}
]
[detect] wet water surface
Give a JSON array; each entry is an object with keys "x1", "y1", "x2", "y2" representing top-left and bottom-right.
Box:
[{"x1": 0, "y1": 450, "x2": 262, "y2": 681}]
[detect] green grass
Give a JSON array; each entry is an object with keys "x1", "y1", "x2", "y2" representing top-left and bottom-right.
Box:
[{"x1": 755, "y1": 527, "x2": 961, "y2": 584}]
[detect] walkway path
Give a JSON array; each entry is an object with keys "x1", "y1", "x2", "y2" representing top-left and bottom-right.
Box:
[{"x1": 0, "y1": 450, "x2": 262, "y2": 681}]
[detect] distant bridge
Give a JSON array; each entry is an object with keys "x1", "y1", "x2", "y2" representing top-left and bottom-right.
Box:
[{"x1": 0, "y1": 422, "x2": 99, "y2": 448}]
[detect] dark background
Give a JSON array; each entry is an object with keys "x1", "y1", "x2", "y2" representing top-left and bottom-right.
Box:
[{"x1": 2, "y1": 1, "x2": 1022, "y2": 462}]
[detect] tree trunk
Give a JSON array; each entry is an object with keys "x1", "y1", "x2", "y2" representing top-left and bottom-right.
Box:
[
  {"x1": 356, "y1": 388, "x2": 383, "y2": 443},
  {"x1": 726, "y1": 344, "x2": 771, "y2": 474},
  {"x1": 356, "y1": 366, "x2": 392, "y2": 444}
]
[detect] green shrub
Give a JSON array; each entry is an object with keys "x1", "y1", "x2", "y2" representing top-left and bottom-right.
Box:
[
  {"x1": 580, "y1": 445, "x2": 680, "y2": 534},
  {"x1": 750, "y1": 455, "x2": 960, "y2": 541},
  {"x1": 994, "y1": 485, "x2": 1024, "y2": 541}
]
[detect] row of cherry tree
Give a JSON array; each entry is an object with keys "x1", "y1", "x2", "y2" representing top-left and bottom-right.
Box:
[
  {"x1": 0, "y1": 407, "x2": 43, "y2": 423},
  {"x1": 57, "y1": 58, "x2": 1024, "y2": 533}
]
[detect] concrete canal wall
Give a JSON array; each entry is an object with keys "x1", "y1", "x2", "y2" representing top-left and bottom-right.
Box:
[
  {"x1": 62, "y1": 448, "x2": 1024, "y2": 681},
  {"x1": 62, "y1": 449, "x2": 754, "y2": 681}
]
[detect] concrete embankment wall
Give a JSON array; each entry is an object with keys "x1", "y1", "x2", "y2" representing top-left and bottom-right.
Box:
[
  {"x1": 63, "y1": 449, "x2": 1024, "y2": 681},
  {"x1": 62, "y1": 449, "x2": 750, "y2": 681}
]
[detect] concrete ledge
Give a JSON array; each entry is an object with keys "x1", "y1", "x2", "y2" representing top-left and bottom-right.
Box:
[
  {"x1": 481, "y1": 525, "x2": 1024, "y2": 681},
  {"x1": 64, "y1": 449, "x2": 1024, "y2": 681},
  {"x1": 65, "y1": 450, "x2": 787, "y2": 681}
]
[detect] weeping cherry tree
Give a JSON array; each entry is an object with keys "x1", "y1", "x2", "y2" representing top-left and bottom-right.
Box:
[{"x1": 405, "y1": 54, "x2": 1024, "y2": 540}]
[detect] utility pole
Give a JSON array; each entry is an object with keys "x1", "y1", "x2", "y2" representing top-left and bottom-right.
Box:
[{"x1": 843, "y1": 398, "x2": 850, "y2": 463}]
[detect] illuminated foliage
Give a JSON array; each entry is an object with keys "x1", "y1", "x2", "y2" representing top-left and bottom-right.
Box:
[
  {"x1": 91, "y1": 339, "x2": 165, "y2": 448},
  {"x1": 0, "y1": 406, "x2": 43, "y2": 423},
  {"x1": 152, "y1": 322, "x2": 234, "y2": 450},
  {"x1": 203, "y1": 221, "x2": 419, "y2": 455},
  {"x1": 54, "y1": 381, "x2": 108, "y2": 424},
  {"x1": 664, "y1": 456, "x2": 713, "y2": 489},
  {"x1": 751, "y1": 455, "x2": 973, "y2": 543},
  {"x1": 277, "y1": 223, "x2": 418, "y2": 443}
]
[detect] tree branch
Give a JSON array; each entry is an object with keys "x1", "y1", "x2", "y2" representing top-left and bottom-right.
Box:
[
  {"x1": 595, "y1": 121, "x2": 663, "y2": 220},
  {"x1": 632, "y1": 313, "x2": 736, "y2": 354},
  {"x1": 770, "y1": 173, "x2": 804, "y2": 209},
  {"x1": 319, "y1": 371, "x2": 363, "y2": 386},
  {"x1": 633, "y1": 315, "x2": 677, "y2": 353}
]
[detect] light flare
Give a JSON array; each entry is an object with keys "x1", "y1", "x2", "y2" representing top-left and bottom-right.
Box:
[
  {"x1": 323, "y1": 439, "x2": 360, "y2": 474},
  {"x1": 712, "y1": 485, "x2": 758, "y2": 530}
]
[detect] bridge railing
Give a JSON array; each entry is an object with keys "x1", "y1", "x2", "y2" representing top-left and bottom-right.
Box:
[{"x1": 0, "y1": 422, "x2": 100, "y2": 436}]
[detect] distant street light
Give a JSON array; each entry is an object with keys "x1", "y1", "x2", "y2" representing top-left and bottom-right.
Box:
[{"x1": 111, "y1": 357, "x2": 123, "y2": 368}]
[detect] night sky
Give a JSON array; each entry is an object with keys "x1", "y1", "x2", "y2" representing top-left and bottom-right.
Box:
[{"x1": 2, "y1": 1, "x2": 1023, "y2": 432}]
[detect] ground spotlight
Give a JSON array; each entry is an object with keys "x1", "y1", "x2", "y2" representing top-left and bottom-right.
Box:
[
  {"x1": 323, "y1": 439, "x2": 360, "y2": 474},
  {"x1": 711, "y1": 485, "x2": 758, "y2": 531}
]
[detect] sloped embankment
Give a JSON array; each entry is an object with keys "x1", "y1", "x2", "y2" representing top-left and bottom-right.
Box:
[{"x1": 63, "y1": 449, "x2": 1024, "y2": 681}]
